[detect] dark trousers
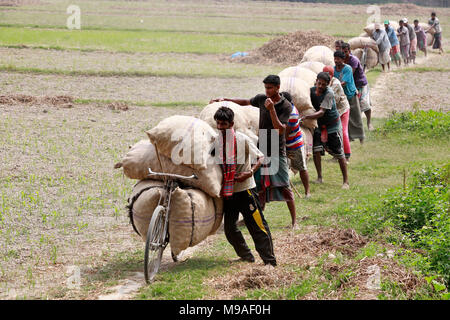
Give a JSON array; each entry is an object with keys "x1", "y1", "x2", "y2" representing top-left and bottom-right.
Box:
[{"x1": 223, "y1": 188, "x2": 276, "y2": 266}]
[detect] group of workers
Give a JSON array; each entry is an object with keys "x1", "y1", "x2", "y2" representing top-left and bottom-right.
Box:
[
  {"x1": 205, "y1": 11, "x2": 444, "y2": 267},
  {"x1": 370, "y1": 12, "x2": 443, "y2": 71}
]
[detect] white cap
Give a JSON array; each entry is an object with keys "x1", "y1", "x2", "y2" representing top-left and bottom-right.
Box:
[{"x1": 403, "y1": 17, "x2": 408, "y2": 23}]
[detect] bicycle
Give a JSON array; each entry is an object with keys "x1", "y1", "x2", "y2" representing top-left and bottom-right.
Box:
[{"x1": 144, "y1": 168, "x2": 197, "y2": 283}]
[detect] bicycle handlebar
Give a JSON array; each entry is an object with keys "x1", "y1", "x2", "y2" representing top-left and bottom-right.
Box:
[{"x1": 148, "y1": 168, "x2": 198, "y2": 180}]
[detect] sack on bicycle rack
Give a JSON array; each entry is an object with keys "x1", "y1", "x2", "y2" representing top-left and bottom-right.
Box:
[
  {"x1": 128, "y1": 180, "x2": 165, "y2": 240},
  {"x1": 169, "y1": 188, "x2": 216, "y2": 256},
  {"x1": 146, "y1": 115, "x2": 217, "y2": 171},
  {"x1": 115, "y1": 140, "x2": 222, "y2": 198},
  {"x1": 128, "y1": 180, "x2": 223, "y2": 255}
]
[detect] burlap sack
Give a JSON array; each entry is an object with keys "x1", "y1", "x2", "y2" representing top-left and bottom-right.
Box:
[
  {"x1": 199, "y1": 101, "x2": 259, "y2": 144},
  {"x1": 419, "y1": 23, "x2": 435, "y2": 35},
  {"x1": 280, "y1": 76, "x2": 317, "y2": 129},
  {"x1": 364, "y1": 22, "x2": 399, "y2": 36},
  {"x1": 300, "y1": 125, "x2": 313, "y2": 160},
  {"x1": 353, "y1": 48, "x2": 379, "y2": 69},
  {"x1": 348, "y1": 37, "x2": 379, "y2": 53},
  {"x1": 168, "y1": 188, "x2": 216, "y2": 256},
  {"x1": 146, "y1": 116, "x2": 217, "y2": 170},
  {"x1": 278, "y1": 66, "x2": 317, "y2": 87},
  {"x1": 115, "y1": 140, "x2": 222, "y2": 197},
  {"x1": 301, "y1": 45, "x2": 335, "y2": 66},
  {"x1": 297, "y1": 61, "x2": 326, "y2": 74},
  {"x1": 128, "y1": 180, "x2": 222, "y2": 255}
]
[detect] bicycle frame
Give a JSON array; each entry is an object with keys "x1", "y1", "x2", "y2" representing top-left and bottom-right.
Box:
[{"x1": 148, "y1": 168, "x2": 198, "y2": 246}]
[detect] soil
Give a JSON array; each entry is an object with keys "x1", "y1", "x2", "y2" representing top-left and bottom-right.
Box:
[{"x1": 234, "y1": 30, "x2": 336, "y2": 65}]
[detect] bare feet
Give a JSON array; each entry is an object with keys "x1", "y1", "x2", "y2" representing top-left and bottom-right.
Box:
[
  {"x1": 368, "y1": 124, "x2": 374, "y2": 131},
  {"x1": 313, "y1": 178, "x2": 323, "y2": 184},
  {"x1": 342, "y1": 183, "x2": 350, "y2": 190},
  {"x1": 304, "y1": 193, "x2": 311, "y2": 199}
]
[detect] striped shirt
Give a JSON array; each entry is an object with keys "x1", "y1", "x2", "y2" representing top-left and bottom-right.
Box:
[{"x1": 286, "y1": 104, "x2": 304, "y2": 151}]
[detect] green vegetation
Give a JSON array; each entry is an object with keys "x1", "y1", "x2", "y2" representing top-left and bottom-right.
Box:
[
  {"x1": 380, "y1": 109, "x2": 450, "y2": 137},
  {"x1": 0, "y1": 27, "x2": 270, "y2": 54}
]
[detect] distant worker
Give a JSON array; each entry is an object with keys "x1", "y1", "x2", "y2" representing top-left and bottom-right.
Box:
[
  {"x1": 335, "y1": 40, "x2": 344, "y2": 52},
  {"x1": 428, "y1": 12, "x2": 444, "y2": 54},
  {"x1": 385, "y1": 20, "x2": 401, "y2": 67},
  {"x1": 372, "y1": 23, "x2": 392, "y2": 72},
  {"x1": 403, "y1": 18, "x2": 417, "y2": 64},
  {"x1": 397, "y1": 20, "x2": 411, "y2": 66},
  {"x1": 414, "y1": 19, "x2": 428, "y2": 57}
]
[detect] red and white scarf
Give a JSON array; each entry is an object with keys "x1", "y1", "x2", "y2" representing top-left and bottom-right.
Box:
[{"x1": 218, "y1": 129, "x2": 237, "y2": 198}]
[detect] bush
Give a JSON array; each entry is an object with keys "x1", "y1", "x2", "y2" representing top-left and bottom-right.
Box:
[
  {"x1": 380, "y1": 109, "x2": 450, "y2": 138},
  {"x1": 343, "y1": 164, "x2": 449, "y2": 288}
]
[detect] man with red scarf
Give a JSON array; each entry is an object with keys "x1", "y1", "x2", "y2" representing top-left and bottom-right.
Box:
[{"x1": 214, "y1": 106, "x2": 277, "y2": 266}]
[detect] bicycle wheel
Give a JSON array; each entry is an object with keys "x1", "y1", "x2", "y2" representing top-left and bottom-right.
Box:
[{"x1": 144, "y1": 205, "x2": 167, "y2": 283}]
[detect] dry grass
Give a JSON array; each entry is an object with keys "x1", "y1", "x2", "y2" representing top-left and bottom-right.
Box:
[{"x1": 206, "y1": 227, "x2": 426, "y2": 300}]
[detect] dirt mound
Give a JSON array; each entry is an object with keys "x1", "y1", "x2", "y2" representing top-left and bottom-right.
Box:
[
  {"x1": 236, "y1": 30, "x2": 336, "y2": 65},
  {"x1": 107, "y1": 101, "x2": 129, "y2": 111},
  {"x1": 0, "y1": 94, "x2": 74, "y2": 107}
]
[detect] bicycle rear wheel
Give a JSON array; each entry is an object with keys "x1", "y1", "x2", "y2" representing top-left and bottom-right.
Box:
[{"x1": 144, "y1": 205, "x2": 167, "y2": 283}]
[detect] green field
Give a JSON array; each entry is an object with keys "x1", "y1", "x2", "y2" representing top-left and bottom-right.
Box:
[{"x1": 0, "y1": 0, "x2": 449, "y2": 301}]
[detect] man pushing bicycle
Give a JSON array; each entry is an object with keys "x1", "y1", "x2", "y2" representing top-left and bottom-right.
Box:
[{"x1": 213, "y1": 106, "x2": 277, "y2": 267}]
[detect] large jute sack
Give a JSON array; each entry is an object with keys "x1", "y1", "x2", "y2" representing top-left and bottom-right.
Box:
[
  {"x1": 278, "y1": 66, "x2": 317, "y2": 87},
  {"x1": 168, "y1": 188, "x2": 216, "y2": 256},
  {"x1": 364, "y1": 22, "x2": 399, "y2": 35},
  {"x1": 127, "y1": 180, "x2": 165, "y2": 241},
  {"x1": 280, "y1": 76, "x2": 317, "y2": 130},
  {"x1": 359, "y1": 32, "x2": 370, "y2": 38},
  {"x1": 128, "y1": 180, "x2": 222, "y2": 256},
  {"x1": 115, "y1": 140, "x2": 222, "y2": 197},
  {"x1": 199, "y1": 101, "x2": 259, "y2": 143},
  {"x1": 348, "y1": 37, "x2": 379, "y2": 53},
  {"x1": 420, "y1": 23, "x2": 435, "y2": 35},
  {"x1": 297, "y1": 61, "x2": 326, "y2": 74},
  {"x1": 301, "y1": 45, "x2": 335, "y2": 66},
  {"x1": 300, "y1": 125, "x2": 313, "y2": 161},
  {"x1": 146, "y1": 116, "x2": 217, "y2": 170},
  {"x1": 426, "y1": 32, "x2": 433, "y2": 46},
  {"x1": 353, "y1": 48, "x2": 379, "y2": 69}
]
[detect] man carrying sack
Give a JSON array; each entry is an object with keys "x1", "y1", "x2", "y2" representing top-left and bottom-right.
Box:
[
  {"x1": 210, "y1": 75, "x2": 296, "y2": 228},
  {"x1": 213, "y1": 106, "x2": 277, "y2": 267}
]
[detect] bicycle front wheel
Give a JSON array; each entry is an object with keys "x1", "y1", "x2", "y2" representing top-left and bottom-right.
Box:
[{"x1": 144, "y1": 205, "x2": 167, "y2": 283}]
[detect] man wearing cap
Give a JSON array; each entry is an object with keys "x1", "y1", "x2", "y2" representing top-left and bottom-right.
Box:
[
  {"x1": 403, "y1": 18, "x2": 417, "y2": 64},
  {"x1": 385, "y1": 20, "x2": 401, "y2": 67},
  {"x1": 372, "y1": 23, "x2": 392, "y2": 72}
]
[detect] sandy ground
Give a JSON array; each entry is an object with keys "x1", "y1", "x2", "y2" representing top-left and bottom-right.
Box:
[
  {"x1": 0, "y1": 72, "x2": 263, "y2": 104},
  {"x1": 371, "y1": 52, "x2": 450, "y2": 118}
]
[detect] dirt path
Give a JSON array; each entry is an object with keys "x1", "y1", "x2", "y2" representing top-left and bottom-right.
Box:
[{"x1": 371, "y1": 52, "x2": 449, "y2": 117}]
